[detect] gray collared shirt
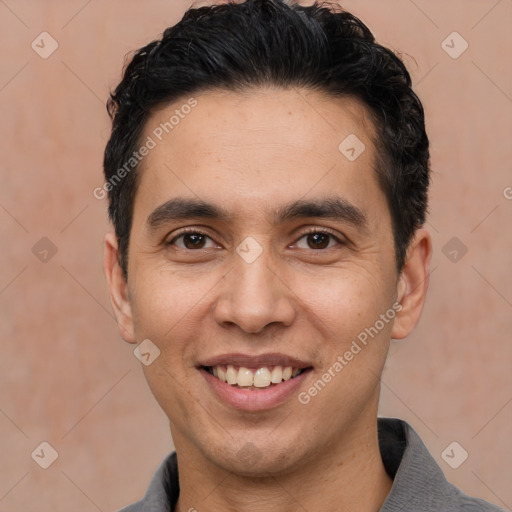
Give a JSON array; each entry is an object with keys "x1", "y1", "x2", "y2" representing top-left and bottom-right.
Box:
[{"x1": 119, "y1": 418, "x2": 506, "y2": 511}]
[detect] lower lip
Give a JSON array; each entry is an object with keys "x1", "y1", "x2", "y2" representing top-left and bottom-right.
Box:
[{"x1": 200, "y1": 367, "x2": 312, "y2": 411}]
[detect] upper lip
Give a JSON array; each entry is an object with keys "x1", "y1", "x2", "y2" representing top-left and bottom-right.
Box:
[{"x1": 199, "y1": 353, "x2": 312, "y2": 369}]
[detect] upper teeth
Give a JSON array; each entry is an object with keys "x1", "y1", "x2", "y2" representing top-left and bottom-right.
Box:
[{"x1": 210, "y1": 365, "x2": 301, "y2": 388}]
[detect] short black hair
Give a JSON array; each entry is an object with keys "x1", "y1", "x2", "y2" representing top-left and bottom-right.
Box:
[{"x1": 103, "y1": 0, "x2": 430, "y2": 279}]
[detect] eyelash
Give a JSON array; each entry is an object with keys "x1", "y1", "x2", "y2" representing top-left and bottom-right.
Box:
[{"x1": 167, "y1": 227, "x2": 344, "y2": 250}]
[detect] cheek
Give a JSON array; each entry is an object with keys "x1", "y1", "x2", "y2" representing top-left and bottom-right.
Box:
[
  {"x1": 128, "y1": 270, "x2": 210, "y2": 417},
  {"x1": 291, "y1": 268, "x2": 391, "y2": 344},
  {"x1": 129, "y1": 267, "x2": 217, "y2": 341},
  {"x1": 295, "y1": 273, "x2": 393, "y2": 420}
]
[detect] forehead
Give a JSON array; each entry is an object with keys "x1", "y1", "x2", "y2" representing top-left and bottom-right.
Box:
[{"x1": 134, "y1": 88, "x2": 384, "y2": 225}]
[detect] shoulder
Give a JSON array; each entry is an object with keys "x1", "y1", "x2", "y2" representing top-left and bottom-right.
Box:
[
  {"x1": 116, "y1": 451, "x2": 179, "y2": 512},
  {"x1": 454, "y1": 494, "x2": 507, "y2": 511},
  {"x1": 117, "y1": 502, "x2": 143, "y2": 512},
  {"x1": 378, "y1": 418, "x2": 507, "y2": 512}
]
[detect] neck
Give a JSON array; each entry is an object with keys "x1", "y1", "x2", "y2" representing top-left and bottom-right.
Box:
[{"x1": 173, "y1": 417, "x2": 392, "y2": 512}]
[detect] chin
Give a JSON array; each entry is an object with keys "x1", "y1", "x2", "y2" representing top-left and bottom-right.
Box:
[{"x1": 203, "y1": 437, "x2": 307, "y2": 477}]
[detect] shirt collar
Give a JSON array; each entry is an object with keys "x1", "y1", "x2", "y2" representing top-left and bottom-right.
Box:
[
  {"x1": 130, "y1": 417, "x2": 502, "y2": 511},
  {"x1": 377, "y1": 418, "x2": 449, "y2": 510}
]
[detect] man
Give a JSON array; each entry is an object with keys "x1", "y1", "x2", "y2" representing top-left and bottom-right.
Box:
[{"x1": 102, "y1": 0, "x2": 505, "y2": 510}]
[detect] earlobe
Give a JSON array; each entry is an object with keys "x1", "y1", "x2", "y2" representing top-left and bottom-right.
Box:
[
  {"x1": 104, "y1": 232, "x2": 137, "y2": 344},
  {"x1": 391, "y1": 228, "x2": 432, "y2": 340}
]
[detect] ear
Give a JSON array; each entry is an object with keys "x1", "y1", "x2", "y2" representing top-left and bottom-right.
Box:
[
  {"x1": 391, "y1": 227, "x2": 432, "y2": 340},
  {"x1": 104, "y1": 231, "x2": 136, "y2": 344}
]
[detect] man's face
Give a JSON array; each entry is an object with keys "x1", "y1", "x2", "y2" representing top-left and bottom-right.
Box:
[{"x1": 111, "y1": 88, "x2": 413, "y2": 475}]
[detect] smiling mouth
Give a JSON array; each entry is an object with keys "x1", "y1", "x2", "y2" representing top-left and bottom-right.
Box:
[{"x1": 202, "y1": 364, "x2": 311, "y2": 389}]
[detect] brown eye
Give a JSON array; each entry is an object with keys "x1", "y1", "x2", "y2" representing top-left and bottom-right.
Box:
[
  {"x1": 307, "y1": 233, "x2": 330, "y2": 249},
  {"x1": 169, "y1": 230, "x2": 216, "y2": 250},
  {"x1": 296, "y1": 230, "x2": 340, "y2": 250},
  {"x1": 182, "y1": 233, "x2": 207, "y2": 249}
]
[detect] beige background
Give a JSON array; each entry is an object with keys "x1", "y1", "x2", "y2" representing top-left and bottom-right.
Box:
[{"x1": 1, "y1": 0, "x2": 511, "y2": 510}]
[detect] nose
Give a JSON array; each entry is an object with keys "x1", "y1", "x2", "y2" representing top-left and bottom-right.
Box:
[{"x1": 213, "y1": 248, "x2": 296, "y2": 335}]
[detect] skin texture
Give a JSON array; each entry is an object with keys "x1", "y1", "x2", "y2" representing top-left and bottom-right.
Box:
[{"x1": 104, "y1": 87, "x2": 432, "y2": 512}]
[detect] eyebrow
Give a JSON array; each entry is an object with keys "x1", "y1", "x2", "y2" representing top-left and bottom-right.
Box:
[{"x1": 146, "y1": 196, "x2": 367, "y2": 231}]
